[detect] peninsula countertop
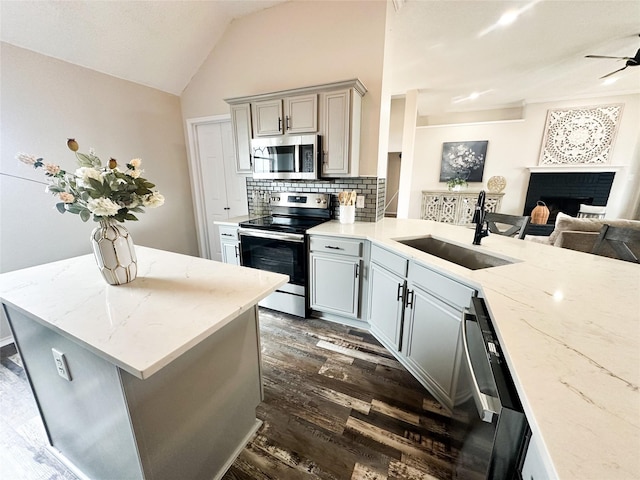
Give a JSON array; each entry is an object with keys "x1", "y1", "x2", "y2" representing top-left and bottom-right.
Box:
[
  {"x1": 308, "y1": 218, "x2": 640, "y2": 480},
  {"x1": 0, "y1": 246, "x2": 288, "y2": 379}
]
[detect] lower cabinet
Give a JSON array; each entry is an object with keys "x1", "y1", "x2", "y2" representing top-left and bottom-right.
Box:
[
  {"x1": 366, "y1": 243, "x2": 475, "y2": 409},
  {"x1": 367, "y1": 245, "x2": 408, "y2": 351},
  {"x1": 218, "y1": 225, "x2": 240, "y2": 265},
  {"x1": 402, "y1": 261, "x2": 475, "y2": 409},
  {"x1": 309, "y1": 235, "x2": 364, "y2": 320}
]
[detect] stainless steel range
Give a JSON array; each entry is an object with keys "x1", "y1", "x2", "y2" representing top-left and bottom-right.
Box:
[{"x1": 238, "y1": 192, "x2": 331, "y2": 317}]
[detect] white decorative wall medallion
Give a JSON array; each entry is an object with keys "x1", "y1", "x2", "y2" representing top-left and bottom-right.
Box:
[{"x1": 538, "y1": 104, "x2": 623, "y2": 165}]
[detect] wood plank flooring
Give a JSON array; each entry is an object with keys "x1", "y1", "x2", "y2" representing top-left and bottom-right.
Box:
[{"x1": 0, "y1": 309, "x2": 466, "y2": 480}]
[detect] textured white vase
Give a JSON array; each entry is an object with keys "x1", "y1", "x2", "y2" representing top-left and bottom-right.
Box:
[{"x1": 90, "y1": 219, "x2": 137, "y2": 285}]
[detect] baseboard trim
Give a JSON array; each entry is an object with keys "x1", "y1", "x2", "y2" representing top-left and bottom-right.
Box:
[
  {"x1": 0, "y1": 336, "x2": 14, "y2": 348},
  {"x1": 213, "y1": 419, "x2": 263, "y2": 480}
]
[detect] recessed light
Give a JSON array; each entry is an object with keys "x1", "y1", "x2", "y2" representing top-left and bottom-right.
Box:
[
  {"x1": 603, "y1": 78, "x2": 617, "y2": 86},
  {"x1": 469, "y1": 92, "x2": 480, "y2": 100}
]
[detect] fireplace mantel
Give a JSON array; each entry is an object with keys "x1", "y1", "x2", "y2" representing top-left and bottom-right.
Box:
[{"x1": 527, "y1": 165, "x2": 624, "y2": 173}]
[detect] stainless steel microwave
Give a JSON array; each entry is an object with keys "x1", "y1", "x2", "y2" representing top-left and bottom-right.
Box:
[{"x1": 251, "y1": 135, "x2": 320, "y2": 180}]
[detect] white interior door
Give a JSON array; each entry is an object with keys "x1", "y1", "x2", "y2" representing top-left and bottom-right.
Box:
[{"x1": 187, "y1": 116, "x2": 248, "y2": 261}]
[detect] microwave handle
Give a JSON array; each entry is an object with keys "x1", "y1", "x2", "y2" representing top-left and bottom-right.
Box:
[{"x1": 461, "y1": 308, "x2": 501, "y2": 423}]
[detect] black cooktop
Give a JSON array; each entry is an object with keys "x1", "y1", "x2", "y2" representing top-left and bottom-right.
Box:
[{"x1": 239, "y1": 215, "x2": 329, "y2": 234}]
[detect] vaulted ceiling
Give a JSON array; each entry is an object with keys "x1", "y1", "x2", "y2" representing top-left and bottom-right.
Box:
[{"x1": 1, "y1": 0, "x2": 639, "y2": 116}]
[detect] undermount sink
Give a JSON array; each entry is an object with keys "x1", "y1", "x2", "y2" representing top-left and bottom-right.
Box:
[{"x1": 396, "y1": 237, "x2": 514, "y2": 270}]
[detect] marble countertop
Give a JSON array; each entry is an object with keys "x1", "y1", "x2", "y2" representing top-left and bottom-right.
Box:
[
  {"x1": 0, "y1": 247, "x2": 288, "y2": 379},
  {"x1": 309, "y1": 219, "x2": 640, "y2": 480}
]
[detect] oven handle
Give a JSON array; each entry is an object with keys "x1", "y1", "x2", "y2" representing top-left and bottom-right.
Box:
[
  {"x1": 238, "y1": 228, "x2": 305, "y2": 243},
  {"x1": 461, "y1": 307, "x2": 501, "y2": 423}
]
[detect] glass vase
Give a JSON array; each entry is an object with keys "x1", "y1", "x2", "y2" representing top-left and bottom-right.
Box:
[{"x1": 90, "y1": 218, "x2": 137, "y2": 285}]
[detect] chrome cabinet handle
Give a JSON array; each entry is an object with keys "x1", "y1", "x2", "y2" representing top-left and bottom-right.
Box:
[
  {"x1": 355, "y1": 264, "x2": 359, "y2": 278},
  {"x1": 221, "y1": 233, "x2": 235, "y2": 237},
  {"x1": 397, "y1": 283, "x2": 404, "y2": 302},
  {"x1": 286, "y1": 115, "x2": 290, "y2": 130},
  {"x1": 234, "y1": 245, "x2": 239, "y2": 258},
  {"x1": 278, "y1": 117, "x2": 282, "y2": 132}
]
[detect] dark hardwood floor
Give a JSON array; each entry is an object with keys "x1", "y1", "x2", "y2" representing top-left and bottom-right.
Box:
[{"x1": 1, "y1": 309, "x2": 467, "y2": 480}]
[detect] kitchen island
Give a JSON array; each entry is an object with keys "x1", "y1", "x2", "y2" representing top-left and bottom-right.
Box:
[
  {"x1": 0, "y1": 247, "x2": 288, "y2": 480},
  {"x1": 308, "y1": 218, "x2": 639, "y2": 480}
]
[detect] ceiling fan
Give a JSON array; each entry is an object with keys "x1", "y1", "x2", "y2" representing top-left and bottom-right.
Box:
[{"x1": 585, "y1": 44, "x2": 640, "y2": 79}]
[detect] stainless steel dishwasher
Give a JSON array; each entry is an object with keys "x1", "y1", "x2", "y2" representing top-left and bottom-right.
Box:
[{"x1": 453, "y1": 297, "x2": 530, "y2": 479}]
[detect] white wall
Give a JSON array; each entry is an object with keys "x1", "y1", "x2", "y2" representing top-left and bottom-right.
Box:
[
  {"x1": 180, "y1": 0, "x2": 387, "y2": 176},
  {"x1": 407, "y1": 94, "x2": 640, "y2": 219},
  {"x1": 0, "y1": 43, "x2": 198, "y2": 342}
]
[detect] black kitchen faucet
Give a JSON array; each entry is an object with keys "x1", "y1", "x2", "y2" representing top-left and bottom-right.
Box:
[{"x1": 472, "y1": 190, "x2": 489, "y2": 245}]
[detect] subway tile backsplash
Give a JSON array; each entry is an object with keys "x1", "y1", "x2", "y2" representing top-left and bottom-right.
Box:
[{"x1": 246, "y1": 177, "x2": 387, "y2": 222}]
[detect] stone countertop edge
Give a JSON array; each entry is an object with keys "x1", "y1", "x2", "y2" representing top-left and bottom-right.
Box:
[
  {"x1": 307, "y1": 218, "x2": 640, "y2": 480},
  {"x1": 0, "y1": 246, "x2": 289, "y2": 380}
]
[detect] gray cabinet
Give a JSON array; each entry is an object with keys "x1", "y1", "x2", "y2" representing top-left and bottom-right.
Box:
[
  {"x1": 366, "y1": 245, "x2": 475, "y2": 409},
  {"x1": 320, "y1": 86, "x2": 363, "y2": 177},
  {"x1": 230, "y1": 103, "x2": 252, "y2": 173},
  {"x1": 367, "y1": 244, "x2": 408, "y2": 350},
  {"x1": 402, "y1": 261, "x2": 475, "y2": 409},
  {"x1": 252, "y1": 94, "x2": 318, "y2": 137},
  {"x1": 218, "y1": 225, "x2": 240, "y2": 265},
  {"x1": 309, "y1": 235, "x2": 364, "y2": 319}
]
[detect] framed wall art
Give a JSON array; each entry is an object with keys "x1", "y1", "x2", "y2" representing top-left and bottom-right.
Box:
[
  {"x1": 538, "y1": 104, "x2": 623, "y2": 166},
  {"x1": 439, "y1": 140, "x2": 488, "y2": 182}
]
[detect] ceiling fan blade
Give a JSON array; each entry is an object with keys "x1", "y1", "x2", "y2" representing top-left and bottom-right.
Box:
[
  {"x1": 600, "y1": 65, "x2": 628, "y2": 79},
  {"x1": 586, "y1": 55, "x2": 632, "y2": 60}
]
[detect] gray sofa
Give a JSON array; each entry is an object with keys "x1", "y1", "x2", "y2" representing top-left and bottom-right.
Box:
[{"x1": 527, "y1": 212, "x2": 640, "y2": 258}]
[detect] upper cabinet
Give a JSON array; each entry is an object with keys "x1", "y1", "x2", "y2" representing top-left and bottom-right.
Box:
[
  {"x1": 284, "y1": 94, "x2": 318, "y2": 134},
  {"x1": 252, "y1": 94, "x2": 318, "y2": 136},
  {"x1": 320, "y1": 88, "x2": 362, "y2": 177},
  {"x1": 230, "y1": 103, "x2": 252, "y2": 173},
  {"x1": 225, "y1": 79, "x2": 366, "y2": 178}
]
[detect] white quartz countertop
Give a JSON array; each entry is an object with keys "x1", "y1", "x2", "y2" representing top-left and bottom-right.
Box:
[
  {"x1": 309, "y1": 219, "x2": 640, "y2": 480},
  {"x1": 0, "y1": 247, "x2": 288, "y2": 380}
]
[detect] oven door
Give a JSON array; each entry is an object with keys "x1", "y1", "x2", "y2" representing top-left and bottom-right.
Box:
[{"x1": 238, "y1": 229, "x2": 306, "y2": 286}]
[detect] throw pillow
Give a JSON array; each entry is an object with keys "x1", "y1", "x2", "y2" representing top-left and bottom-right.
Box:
[{"x1": 548, "y1": 212, "x2": 604, "y2": 245}]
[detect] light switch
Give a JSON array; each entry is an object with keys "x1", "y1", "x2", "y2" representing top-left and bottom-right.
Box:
[
  {"x1": 51, "y1": 348, "x2": 72, "y2": 381},
  {"x1": 356, "y1": 195, "x2": 365, "y2": 208}
]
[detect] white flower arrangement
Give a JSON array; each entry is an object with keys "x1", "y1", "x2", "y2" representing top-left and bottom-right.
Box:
[{"x1": 17, "y1": 139, "x2": 164, "y2": 223}]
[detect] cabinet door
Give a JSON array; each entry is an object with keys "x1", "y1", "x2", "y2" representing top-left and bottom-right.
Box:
[
  {"x1": 368, "y1": 262, "x2": 405, "y2": 350},
  {"x1": 284, "y1": 94, "x2": 317, "y2": 134},
  {"x1": 402, "y1": 285, "x2": 463, "y2": 405},
  {"x1": 221, "y1": 241, "x2": 239, "y2": 265},
  {"x1": 310, "y1": 253, "x2": 360, "y2": 318},
  {"x1": 230, "y1": 103, "x2": 252, "y2": 173},
  {"x1": 252, "y1": 99, "x2": 283, "y2": 136},
  {"x1": 321, "y1": 89, "x2": 351, "y2": 176}
]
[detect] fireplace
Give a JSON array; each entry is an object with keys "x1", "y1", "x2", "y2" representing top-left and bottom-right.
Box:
[{"x1": 523, "y1": 172, "x2": 615, "y2": 232}]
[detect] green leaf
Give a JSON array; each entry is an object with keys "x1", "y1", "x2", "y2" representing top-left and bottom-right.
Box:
[
  {"x1": 79, "y1": 209, "x2": 91, "y2": 222},
  {"x1": 75, "y1": 152, "x2": 102, "y2": 168},
  {"x1": 55, "y1": 203, "x2": 66, "y2": 214}
]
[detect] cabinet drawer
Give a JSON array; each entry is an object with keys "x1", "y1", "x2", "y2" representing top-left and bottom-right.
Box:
[
  {"x1": 218, "y1": 225, "x2": 238, "y2": 240},
  {"x1": 408, "y1": 262, "x2": 474, "y2": 310},
  {"x1": 309, "y1": 236, "x2": 362, "y2": 257},
  {"x1": 371, "y1": 244, "x2": 408, "y2": 277}
]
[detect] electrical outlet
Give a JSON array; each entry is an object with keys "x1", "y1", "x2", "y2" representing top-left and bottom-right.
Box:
[
  {"x1": 356, "y1": 195, "x2": 365, "y2": 208},
  {"x1": 52, "y1": 348, "x2": 72, "y2": 381}
]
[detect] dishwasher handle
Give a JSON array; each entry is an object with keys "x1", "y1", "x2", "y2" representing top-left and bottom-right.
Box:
[{"x1": 461, "y1": 308, "x2": 502, "y2": 423}]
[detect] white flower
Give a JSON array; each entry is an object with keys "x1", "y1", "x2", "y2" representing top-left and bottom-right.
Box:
[
  {"x1": 87, "y1": 197, "x2": 121, "y2": 216},
  {"x1": 44, "y1": 163, "x2": 61, "y2": 175},
  {"x1": 59, "y1": 192, "x2": 75, "y2": 203},
  {"x1": 126, "y1": 168, "x2": 141, "y2": 179},
  {"x1": 129, "y1": 158, "x2": 142, "y2": 169},
  {"x1": 75, "y1": 167, "x2": 103, "y2": 186},
  {"x1": 16, "y1": 152, "x2": 38, "y2": 165},
  {"x1": 142, "y1": 192, "x2": 165, "y2": 208}
]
